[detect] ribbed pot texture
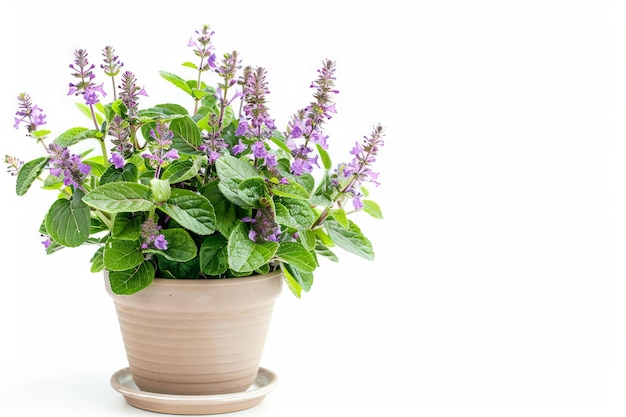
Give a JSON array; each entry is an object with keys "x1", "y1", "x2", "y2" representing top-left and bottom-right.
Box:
[{"x1": 105, "y1": 271, "x2": 283, "y2": 395}]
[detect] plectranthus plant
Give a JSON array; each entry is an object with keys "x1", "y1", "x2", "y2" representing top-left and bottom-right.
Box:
[{"x1": 6, "y1": 24, "x2": 385, "y2": 297}]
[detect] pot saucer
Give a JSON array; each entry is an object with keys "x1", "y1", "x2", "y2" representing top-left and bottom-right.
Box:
[{"x1": 110, "y1": 367, "x2": 278, "y2": 415}]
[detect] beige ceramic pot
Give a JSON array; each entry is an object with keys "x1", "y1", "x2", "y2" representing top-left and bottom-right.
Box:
[{"x1": 105, "y1": 270, "x2": 283, "y2": 396}]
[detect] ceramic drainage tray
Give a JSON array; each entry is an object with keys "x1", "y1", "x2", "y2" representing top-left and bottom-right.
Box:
[{"x1": 110, "y1": 367, "x2": 278, "y2": 415}]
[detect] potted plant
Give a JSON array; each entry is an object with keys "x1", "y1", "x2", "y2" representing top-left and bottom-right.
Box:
[{"x1": 6, "y1": 24, "x2": 385, "y2": 414}]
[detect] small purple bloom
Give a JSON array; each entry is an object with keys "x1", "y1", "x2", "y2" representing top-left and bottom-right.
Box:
[
  {"x1": 154, "y1": 234, "x2": 168, "y2": 250},
  {"x1": 14, "y1": 93, "x2": 47, "y2": 133},
  {"x1": 164, "y1": 149, "x2": 180, "y2": 160},
  {"x1": 251, "y1": 141, "x2": 268, "y2": 159},
  {"x1": 232, "y1": 139, "x2": 247, "y2": 155},
  {"x1": 110, "y1": 152, "x2": 125, "y2": 169},
  {"x1": 235, "y1": 118, "x2": 248, "y2": 136}
]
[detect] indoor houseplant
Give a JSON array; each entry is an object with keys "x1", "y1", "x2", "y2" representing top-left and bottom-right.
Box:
[{"x1": 6, "y1": 24, "x2": 385, "y2": 413}]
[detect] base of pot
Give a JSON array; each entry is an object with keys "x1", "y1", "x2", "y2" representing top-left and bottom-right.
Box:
[{"x1": 110, "y1": 367, "x2": 278, "y2": 415}]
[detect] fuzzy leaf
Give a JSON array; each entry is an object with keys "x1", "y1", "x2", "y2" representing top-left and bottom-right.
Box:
[
  {"x1": 238, "y1": 177, "x2": 269, "y2": 207},
  {"x1": 159, "y1": 71, "x2": 192, "y2": 95},
  {"x1": 16, "y1": 157, "x2": 48, "y2": 196},
  {"x1": 275, "y1": 199, "x2": 316, "y2": 229},
  {"x1": 162, "y1": 155, "x2": 207, "y2": 184},
  {"x1": 44, "y1": 190, "x2": 91, "y2": 247},
  {"x1": 103, "y1": 238, "x2": 144, "y2": 271},
  {"x1": 362, "y1": 199, "x2": 384, "y2": 219},
  {"x1": 325, "y1": 219, "x2": 375, "y2": 261},
  {"x1": 330, "y1": 208, "x2": 349, "y2": 228},
  {"x1": 100, "y1": 163, "x2": 139, "y2": 185},
  {"x1": 199, "y1": 234, "x2": 229, "y2": 276},
  {"x1": 158, "y1": 188, "x2": 216, "y2": 235},
  {"x1": 170, "y1": 114, "x2": 202, "y2": 151},
  {"x1": 108, "y1": 261, "x2": 155, "y2": 295},
  {"x1": 111, "y1": 213, "x2": 142, "y2": 240},
  {"x1": 83, "y1": 182, "x2": 154, "y2": 213},
  {"x1": 54, "y1": 127, "x2": 102, "y2": 147},
  {"x1": 275, "y1": 241, "x2": 316, "y2": 272},
  {"x1": 271, "y1": 180, "x2": 311, "y2": 200},
  {"x1": 216, "y1": 155, "x2": 259, "y2": 206},
  {"x1": 144, "y1": 228, "x2": 197, "y2": 262},
  {"x1": 228, "y1": 223, "x2": 278, "y2": 273}
]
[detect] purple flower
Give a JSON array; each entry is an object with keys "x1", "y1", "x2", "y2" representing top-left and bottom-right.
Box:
[
  {"x1": 141, "y1": 218, "x2": 168, "y2": 250},
  {"x1": 47, "y1": 143, "x2": 91, "y2": 191},
  {"x1": 235, "y1": 118, "x2": 248, "y2": 136},
  {"x1": 232, "y1": 139, "x2": 247, "y2": 155},
  {"x1": 83, "y1": 84, "x2": 107, "y2": 105},
  {"x1": 154, "y1": 234, "x2": 168, "y2": 250},
  {"x1": 333, "y1": 124, "x2": 385, "y2": 210},
  {"x1": 239, "y1": 67, "x2": 275, "y2": 141},
  {"x1": 67, "y1": 49, "x2": 106, "y2": 105},
  {"x1": 188, "y1": 24, "x2": 217, "y2": 72},
  {"x1": 119, "y1": 71, "x2": 147, "y2": 119},
  {"x1": 110, "y1": 152, "x2": 125, "y2": 169},
  {"x1": 251, "y1": 141, "x2": 268, "y2": 159},
  {"x1": 143, "y1": 121, "x2": 178, "y2": 172},
  {"x1": 14, "y1": 93, "x2": 47, "y2": 133},
  {"x1": 199, "y1": 136, "x2": 228, "y2": 164},
  {"x1": 101, "y1": 46, "x2": 123, "y2": 73},
  {"x1": 245, "y1": 200, "x2": 281, "y2": 243},
  {"x1": 4, "y1": 155, "x2": 24, "y2": 176}
]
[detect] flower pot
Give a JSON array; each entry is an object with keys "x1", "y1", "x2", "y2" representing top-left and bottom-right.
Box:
[{"x1": 105, "y1": 271, "x2": 283, "y2": 397}]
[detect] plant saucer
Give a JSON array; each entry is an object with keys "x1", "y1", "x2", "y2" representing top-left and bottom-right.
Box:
[{"x1": 110, "y1": 367, "x2": 277, "y2": 415}]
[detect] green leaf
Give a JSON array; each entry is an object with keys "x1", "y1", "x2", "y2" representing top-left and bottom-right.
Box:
[
  {"x1": 282, "y1": 263, "x2": 314, "y2": 298},
  {"x1": 16, "y1": 157, "x2": 48, "y2": 196},
  {"x1": 144, "y1": 228, "x2": 197, "y2": 262},
  {"x1": 111, "y1": 213, "x2": 142, "y2": 240},
  {"x1": 238, "y1": 177, "x2": 269, "y2": 207},
  {"x1": 83, "y1": 182, "x2": 154, "y2": 213},
  {"x1": 156, "y1": 254, "x2": 200, "y2": 279},
  {"x1": 275, "y1": 242, "x2": 316, "y2": 272},
  {"x1": 162, "y1": 156, "x2": 207, "y2": 184},
  {"x1": 282, "y1": 266, "x2": 302, "y2": 298},
  {"x1": 268, "y1": 130, "x2": 291, "y2": 154},
  {"x1": 271, "y1": 179, "x2": 311, "y2": 200},
  {"x1": 103, "y1": 238, "x2": 144, "y2": 271},
  {"x1": 216, "y1": 154, "x2": 257, "y2": 178},
  {"x1": 325, "y1": 219, "x2": 375, "y2": 261},
  {"x1": 310, "y1": 172, "x2": 333, "y2": 207},
  {"x1": 90, "y1": 247, "x2": 104, "y2": 272},
  {"x1": 315, "y1": 243, "x2": 339, "y2": 262},
  {"x1": 216, "y1": 155, "x2": 259, "y2": 206},
  {"x1": 150, "y1": 178, "x2": 171, "y2": 202},
  {"x1": 199, "y1": 234, "x2": 229, "y2": 276},
  {"x1": 108, "y1": 261, "x2": 155, "y2": 295},
  {"x1": 275, "y1": 199, "x2": 316, "y2": 229},
  {"x1": 200, "y1": 180, "x2": 239, "y2": 238},
  {"x1": 362, "y1": 199, "x2": 384, "y2": 219},
  {"x1": 100, "y1": 163, "x2": 139, "y2": 184},
  {"x1": 170, "y1": 114, "x2": 202, "y2": 152},
  {"x1": 228, "y1": 223, "x2": 279, "y2": 273},
  {"x1": 54, "y1": 127, "x2": 102, "y2": 147},
  {"x1": 158, "y1": 188, "x2": 216, "y2": 235},
  {"x1": 331, "y1": 208, "x2": 349, "y2": 228},
  {"x1": 76, "y1": 103, "x2": 105, "y2": 126},
  {"x1": 316, "y1": 143, "x2": 332, "y2": 170},
  {"x1": 154, "y1": 103, "x2": 189, "y2": 116},
  {"x1": 159, "y1": 71, "x2": 193, "y2": 95},
  {"x1": 44, "y1": 190, "x2": 91, "y2": 247},
  {"x1": 298, "y1": 229, "x2": 317, "y2": 251}
]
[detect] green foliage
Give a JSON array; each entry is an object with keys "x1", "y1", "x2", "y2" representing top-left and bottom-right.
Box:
[{"x1": 8, "y1": 24, "x2": 385, "y2": 298}]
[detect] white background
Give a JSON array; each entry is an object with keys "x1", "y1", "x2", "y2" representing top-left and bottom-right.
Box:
[{"x1": 0, "y1": 0, "x2": 624, "y2": 416}]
